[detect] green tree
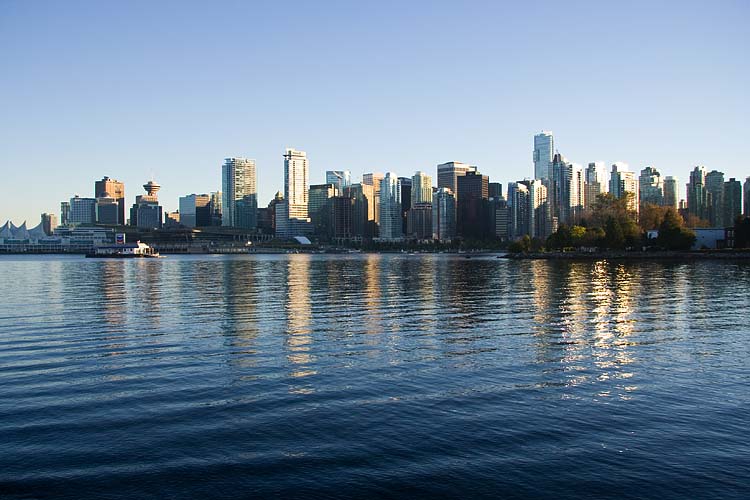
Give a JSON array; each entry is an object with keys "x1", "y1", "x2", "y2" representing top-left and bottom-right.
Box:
[
  {"x1": 657, "y1": 209, "x2": 696, "y2": 250},
  {"x1": 603, "y1": 217, "x2": 625, "y2": 249},
  {"x1": 570, "y1": 225, "x2": 586, "y2": 246},
  {"x1": 508, "y1": 235, "x2": 532, "y2": 254}
]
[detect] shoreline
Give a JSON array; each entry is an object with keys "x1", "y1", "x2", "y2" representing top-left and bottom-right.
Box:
[{"x1": 502, "y1": 250, "x2": 750, "y2": 260}]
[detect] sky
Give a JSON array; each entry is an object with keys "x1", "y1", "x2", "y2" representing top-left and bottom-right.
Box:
[{"x1": 1, "y1": 0, "x2": 748, "y2": 223}]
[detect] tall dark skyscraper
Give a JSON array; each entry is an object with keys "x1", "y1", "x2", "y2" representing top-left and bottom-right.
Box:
[
  {"x1": 723, "y1": 178, "x2": 742, "y2": 226},
  {"x1": 398, "y1": 177, "x2": 412, "y2": 236},
  {"x1": 457, "y1": 171, "x2": 489, "y2": 239},
  {"x1": 488, "y1": 182, "x2": 503, "y2": 200},
  {"x1": 705, "y1": 170, "x2": 725, "y2": 227}
]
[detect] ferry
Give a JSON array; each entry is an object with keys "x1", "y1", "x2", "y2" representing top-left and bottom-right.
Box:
[{"x1": 86, "y1": 241, "x2": 161, "y2": 258}]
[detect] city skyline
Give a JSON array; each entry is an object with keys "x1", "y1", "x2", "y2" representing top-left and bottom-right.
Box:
[
  {"x1": 5, "y1": 138, "x2": 750, "y2": 229},
  {"x1": 1, "y1": 1, "x2": 748, "y2": 223}
]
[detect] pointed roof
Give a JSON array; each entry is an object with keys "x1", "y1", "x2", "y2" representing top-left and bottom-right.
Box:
[
  {"x1": 14, "y1": 222, "x2": 30, "y2": 240},
  {"x1": 0, "y1": 221, "x2": 12, "y2": 239},
  {"x1": 28, "y1": 222, "x2": 47, "y2": 239}
]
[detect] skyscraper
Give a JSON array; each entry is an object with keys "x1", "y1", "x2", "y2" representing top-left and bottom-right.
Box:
[
  {"x1": 130, "y1": 180, "x2": 163, "y2": 229},
  {"x1": 398, "y1": 176, "x2": 412, "y2": 236},
  {"x1": 179, "y1": 194, "x2": 211, "y2": 228},
  {"x1": 488, "y1": 182, "x2": 503, "y2": 200},
  {"x1": 68, "y1": 195, "x2": 97, "y2": 224},
  {"x1": 407, "y1": 203, "x2": 432, "y2": 240},
  {"x1": 723, "y1": 178, "x2": 742, "y2": 226},
  {"x1": 278, "y1": 148, "x2": 311, "y2": 236},
  {"x1": 507, "y1": 182, "x2": 530, "y2": 239},
  {"x1": 325, "y1": 170, "x2": 350, "y2": 193},
  {"x1": 639, "y1": 166, "x2": 664, "y2": 206},
  {"x1": 744, "y1": 177, "x2": 750, "y2": 217},
  {"x1": 60, "y1": 201, "x2": 70, "y2": 225},
  {"x1": 437, "y1": 161, "x2": 476, "y2": 198},
  {"x1": 584, "y1": 162, "x2": 607, "y2": 210},
  {"x1": 687, "y1": 166, "x2": 708, "y2": 221},
  {"x1": 378, "y1": 172, "x2": 402, "y2": 240},
  {"x1": 349, "y1": 183, "x2": 375, "y2": 239},
  {"x1": 533, "y1": 131, "x2": 554, "y2": 181},
  {"x1": 96, "y1": 197, "x2": 120, "y2": 225},
  {"x1": 432, "y1": 188, "x2": 456, "y2": 242},
  {"x1": 411, "y1": 171, "x2": 433, "y2": 205},
  {"x1": 222, "y1": 157, "x2": 257, "y2": 228},
  {"x1": 330, "y1": 196, "x2": 355, "y2": 240},
  {"x1": 525, "y1": 179, "x2": 550, "y2": 240},
  {"x1": 362, "y1": 172, "x2": 384, "y2": 227},
  {"x1": 308, "y1": 184, "x2": 337, "y2": 236},
  {"x1": 41, "y1": 213, "x2": 57, "y2": 236},
  {"x1": 94, "y1": 177, "x2": 126, "y2": 225},
  {"x1": 663, "y1": 176, "x2": 679, "y2": 210},
  {"x1": 210, "y1": 191, "x2": 222, "y2": 226},
  {"x1": 609, "y1": 163, "x2": 639, "y2": 213},
  {"x1": 457, "y1": 171, "x2": 489, "y2": 239},
  {"x1": 551, "y1": 154, "x2": 584, "y2": 224},
  {"x1": 705, "y1": 170, "x2": 725, "y2": 227}
]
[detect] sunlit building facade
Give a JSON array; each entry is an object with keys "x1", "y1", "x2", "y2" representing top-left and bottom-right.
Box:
[
  {"x1": 533, "y1": 131, "x2": 554, "y2": 181},
  {"x1": 378, "y1": 172, "x2": 402, "y2": 240},
  {"x1": 222, "y1": 157, "x2": 257, "y2": 229}
]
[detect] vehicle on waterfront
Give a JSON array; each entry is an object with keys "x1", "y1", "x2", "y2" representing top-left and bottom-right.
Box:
[{"x1": 86, "y1": 241, "x2": 161, "y2": 258}]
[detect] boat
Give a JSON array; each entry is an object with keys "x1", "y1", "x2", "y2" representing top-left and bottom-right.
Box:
[{"x1": 86, "y1": 241, "x2": 161, "y2": 258}]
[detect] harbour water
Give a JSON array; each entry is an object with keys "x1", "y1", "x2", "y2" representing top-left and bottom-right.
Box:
[{"x1": 0, "y1": 254, "x2": 748, "y2": 499}]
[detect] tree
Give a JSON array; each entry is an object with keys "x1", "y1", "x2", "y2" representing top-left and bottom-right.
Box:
[
  {"x1": 546, "y1": 225, "x2": 573, "y2": 250},
  {"x1": 570, "y1": 225, "x2": 586, "y2": 245},
  {"x1": 603, "y1": 216, "x2": 625, "y2": 249},
  {"x1": 682, "y1": 213, "x2": 710, "y2": 229},
  {"x1": 657, "y1": 209, "x2": 696, "y2": 250},
  {"x1": 508, "y1": 235, "x2": 532, "y2": 254},
  {"x1": 639, "y1": 203, "x2": 669, "y2": 231}
]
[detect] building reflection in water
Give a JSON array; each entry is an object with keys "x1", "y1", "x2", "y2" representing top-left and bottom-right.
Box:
[
  {"x1": 285, "y1": 255, "x2": 316, "y2": 391},
  {"x1": 130, "y1": 260, "x2": 162, "y2": 326},
  {"x1": 362, "y1": 254, "x2": 382, "y2": 337},
  {"x1": 531, "y1": 260, "x2": 639, "y2": 401},
  {"x1": 98, "y1": 260, "x2": 128, "y2": 330},
  {"x1": 220, "y1": 258, "x2": 260, "y2": 371}
]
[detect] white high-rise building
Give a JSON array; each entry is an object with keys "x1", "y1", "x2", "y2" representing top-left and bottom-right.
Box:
[
  {"x1": 527, "y1": 179, "x2": 550, "y2": 240},
  {"x1": 279, "y1": 148, "x2": 311, "y2": 236},
  {"x1": 411, "y1": 171, "x2": 433, "y2": 205},
  {"x1": 663, "y1": 176, "x2": 679, "y2": 210},
  {"x1": 551, "y1": 154, "x2": 584, "y2": 225},
  {"x1": 222, "y1": 157, "x2": 257, "y2": 228},
  {"x1": 584, "y1": 162, "x2": 607, "y2": 209},
  {"x1": 533, "y1": 131, "x2": 554, "y2": 181},
  {"x1": 378, "y1": 172, "x2": 402, "y2": 240},
  {"x1": 609, "y1": 163, "x2": 639, "y2": 213}
]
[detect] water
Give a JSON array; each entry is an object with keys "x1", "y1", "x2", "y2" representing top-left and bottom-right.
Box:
[{"x1": 0, "y1": 254, "x2": 748, "y2": 499}]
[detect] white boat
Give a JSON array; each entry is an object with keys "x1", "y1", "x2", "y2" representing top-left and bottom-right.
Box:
[{"x1": 86, "y1": 241, "x2": 161, "y2": 258}]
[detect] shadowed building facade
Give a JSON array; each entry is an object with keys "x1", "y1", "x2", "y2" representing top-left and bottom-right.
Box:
[{"x1": 457, "y1": 171, "x2": 489, "y2": 239}]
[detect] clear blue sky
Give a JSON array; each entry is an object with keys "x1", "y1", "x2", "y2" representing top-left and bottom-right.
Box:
[{"x1": 1, "y1": 0, "x2": 748, "y2": 223}]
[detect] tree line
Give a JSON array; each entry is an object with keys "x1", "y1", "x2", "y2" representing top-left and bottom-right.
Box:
[{"x1": 510, "y1": 193, "x2": 750, "y2": 253}]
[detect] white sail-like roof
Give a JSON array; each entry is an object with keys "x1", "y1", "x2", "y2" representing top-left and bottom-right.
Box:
[
  {"x1": 0, "y1": 221, "x2": 12, "y2": 239},
  {"x1": 27, "y1": 222, "x2": 48, "y2": 239},
  {"x1": 13, "y1": 222, "x2": 30, "y2": 240}
]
